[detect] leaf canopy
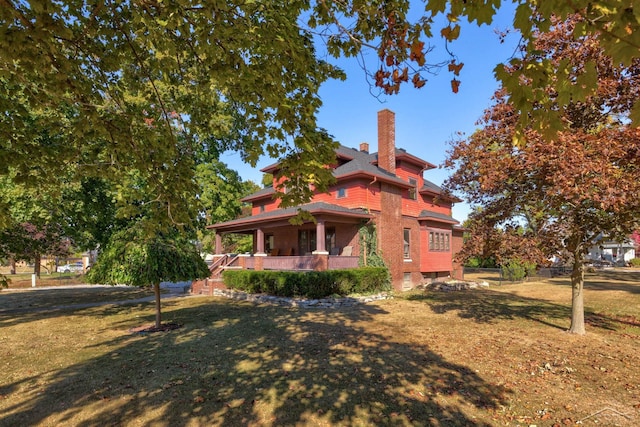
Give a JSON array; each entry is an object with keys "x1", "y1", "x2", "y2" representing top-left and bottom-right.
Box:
[{"x1": 86, "y1": 226, "x2": 210, "y2": 288}]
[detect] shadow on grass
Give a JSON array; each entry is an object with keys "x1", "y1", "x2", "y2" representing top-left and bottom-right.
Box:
[
  {"x1": 406, "y1": 288, "x2": 633, "y2": 332},
  {"x1": 0, "y1": 298, "x2": 510, "y2": 426},
  {"x1": 541, "y1": 270, "x2": 640, "y2": 295},
  {"x1": 0, "y1": 286, "x2": 161, "y2": 328},
  {"x1": 407, "y1": 289, "x2": 571, "y2": 330},
  {"x1": 584, "y1": 270, "x2": 640, "y2": 294}
]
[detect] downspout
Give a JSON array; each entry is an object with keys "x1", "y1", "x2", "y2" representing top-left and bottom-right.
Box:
[{"x1": 367, "y1": 176, "x2": 378, "y2": 212}]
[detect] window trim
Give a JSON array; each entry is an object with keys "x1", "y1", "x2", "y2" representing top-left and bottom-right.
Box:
[
  {"x1": 429, "y1": 230, "x2": 451, "y2": 252},
  {"x1": 403, "y1": 228, "x2": 411, "y2": 259},
  {"x1": 408, "y1": 177, "x2": 417, "y2": 200}
]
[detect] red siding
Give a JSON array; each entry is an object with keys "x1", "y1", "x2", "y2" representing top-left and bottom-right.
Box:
[
  {"x1": 314, "y1": 178, "x2": 382, "y2": 212},
  {"x1": 419, "y1": 223, "x2": 454, "y2": 274}
]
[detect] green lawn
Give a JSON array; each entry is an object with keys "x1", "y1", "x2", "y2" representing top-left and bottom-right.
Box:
[
  {"x1": 1, "y1": 271, "x2": 638, "y2": 426},
  {"x1": 1, "y1": 265, "x2": 87, "y2": 288}
]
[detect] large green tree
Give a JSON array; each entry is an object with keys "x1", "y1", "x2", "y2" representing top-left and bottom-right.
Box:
[
  {"x1": 2, "y1": 1, "x2": 639, "y2": 227},
  {"x1": 0, "y1": 1, "x2": 341, "y2": 227},
  {"x1": 195, "y1": 160, "x2": 259, "y2": 254},
  {"x1": 0, "y1": 174, "x2": 72, "y2": 279},
  {"x1": 445, "y1": 15, "x2": 640, "y2": 335}
]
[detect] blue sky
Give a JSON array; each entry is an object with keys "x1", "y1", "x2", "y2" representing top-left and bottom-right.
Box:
[{"x1": 221, "y1": 5, "x2": 519, "y2": 223}]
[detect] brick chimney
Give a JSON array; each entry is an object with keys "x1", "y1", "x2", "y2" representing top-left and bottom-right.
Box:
[
  {"x1": 377, "y1": 109, "x2": 396, "y2": 174},
  {"x1": 359, "y1": 142, "x2": 369, "y2": 153}
]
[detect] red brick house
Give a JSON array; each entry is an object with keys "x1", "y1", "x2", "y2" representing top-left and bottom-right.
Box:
[{"x1": 204, "y1": 109, "x2": 463, "y2": 291}]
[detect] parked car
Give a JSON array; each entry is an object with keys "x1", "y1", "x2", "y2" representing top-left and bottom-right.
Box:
[{"x1": 57, "y1": 262, "x2": 85, "y2": 273}]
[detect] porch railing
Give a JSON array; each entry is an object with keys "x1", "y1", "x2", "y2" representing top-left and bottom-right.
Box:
[
  {"x1": 227, "y1": 254, "x2": 359, "y2": 272},
  {"x1": 328, "y1": 256, "x2": 359, "y2": 270},
  {"x1": 263, "y1": 255, "x2": 316, "y2": 271}
]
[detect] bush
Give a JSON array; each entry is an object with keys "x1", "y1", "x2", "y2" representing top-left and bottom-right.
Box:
[
  {"x1": 222, "y1": 267, "x2": 391, "y2": 298},
  {"x1": 501, "y1": 259, "x2": 536, "y2": 281},
  {"x1": 465, "y1": 256, "x2": 497, "y2": 268},
  {"x1": 630, "y1": 258, "x2": 640, "y2": 268}
]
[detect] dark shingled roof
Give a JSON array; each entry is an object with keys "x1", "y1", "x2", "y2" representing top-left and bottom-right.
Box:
[
  {"x1": 417, "y1": 210, "x2": 460, "y2": 224},
  {"x1": 420, "y1": 179, "x2": 444, "y2": 194},
  {"x1": 331, "y1": 145, "x2": 409, "y2": 186},
  {"x1": 243, "y1": 144, "x2": 412, "y2": 201},
  {"x1": 419, "y1": 179, "x2": 462, "y2": 203},
  {"x1": 333, "y1": 156, "x2": 409, "y2": 186},
  {"x1": 241, "y1": 186, "x2": 275, "y2": 202},
  {"x1": 209, "y1": 202, "x2": 372, "y2": 230}
]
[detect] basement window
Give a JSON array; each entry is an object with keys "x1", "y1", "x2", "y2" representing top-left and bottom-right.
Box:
[{"x1": 403, "y1": 273, "x2": 412, "y2": 290}]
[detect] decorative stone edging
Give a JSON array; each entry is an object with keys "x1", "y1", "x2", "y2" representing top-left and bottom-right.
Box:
[
  {"x1": 212, "y1": 288, "x2": 392, "y2": 308},
  {"x1": 422, "y1": 280, "x2": 490, "y2": 292}
]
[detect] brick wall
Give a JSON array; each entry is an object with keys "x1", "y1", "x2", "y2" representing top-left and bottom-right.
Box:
[
  {"x1": 377, "y1": 182, "x2": 404, "y2": 290},
  {"x1": 377, "y1": 109, "x2": 396, "y2": 174},
  {"x1": 452, "y1": 227, "x2": 465, "y2": 279}
]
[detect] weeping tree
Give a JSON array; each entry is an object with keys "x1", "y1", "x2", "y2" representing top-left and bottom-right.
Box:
[{"x1": 87, "y1": 226, "x2": 209, "y2": 329}]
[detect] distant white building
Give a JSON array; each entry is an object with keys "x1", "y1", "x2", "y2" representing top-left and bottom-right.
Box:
[{"x1": 586, "y1": 235, "x2": 636, "y2": 265}]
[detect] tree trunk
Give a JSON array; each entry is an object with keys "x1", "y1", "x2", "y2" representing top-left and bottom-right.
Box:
[
  {"x1": 34, "y1": 254, "x2": 41, "y2": 279},
  {"x1": 9, "y1": 258, "x2": 16, "y2": 275},
  {"x1": 153, "y1": 282, "x2": 162, "y2": 329},
  {"x1": 568, "y1": 251, "x2": 586, "y2": 335}
]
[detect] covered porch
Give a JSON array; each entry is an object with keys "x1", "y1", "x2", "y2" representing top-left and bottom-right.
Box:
[{"x1": 208, "y1": 202, "x2": 372, "y2": 275}]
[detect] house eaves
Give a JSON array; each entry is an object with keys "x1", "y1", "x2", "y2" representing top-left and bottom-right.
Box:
[
  {"x1": 417, "y1": 210, "x2": 460, "y2": 225},
  {"x1": 260, "y1": 145, "x2": 362, "y2": 175},
  {"x1": 333, "y1": 157, "x2": 411, "y2": 188},
  {"x1": 419, "y1": 179, "x2": 462, "y2": 203},
  {"x1": 241, "y1": 186, "x2": 275, "y2": 203},
  {"x1": 208, "y1": 202, "x2": 373, "y2": 233},
  {"x1": 395, "y1": 148, "x2": 437, "y2": 170}
]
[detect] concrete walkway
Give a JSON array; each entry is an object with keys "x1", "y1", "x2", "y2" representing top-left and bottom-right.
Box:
[{"x1": 0, "y1": 283, "x2": 197, "y2": 315}]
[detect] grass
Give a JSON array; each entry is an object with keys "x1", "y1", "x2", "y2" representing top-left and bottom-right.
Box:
[
  {"x1": 0, "y1": 270, "x2": 639, "y2": 426},
  {"x1": 1, "y1": 265, "x2": 87, "y2": 289}
]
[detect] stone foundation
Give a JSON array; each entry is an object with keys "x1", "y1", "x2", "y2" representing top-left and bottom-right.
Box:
[{"x1": 212, "y1": 289, "x2": 392, "y2": 308}]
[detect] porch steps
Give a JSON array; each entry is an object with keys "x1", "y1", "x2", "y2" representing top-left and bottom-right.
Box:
[{"x1": 191, "y1": 278, "x2": 226, "y2": 296}]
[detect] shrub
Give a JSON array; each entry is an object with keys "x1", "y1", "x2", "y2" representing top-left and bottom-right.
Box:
[
  {"x1": 465, "y1": 256, "x2": 497, "y2": 268},
  {"x1": 222, "y1": 267, "x2": 391, "y2": 298},
  {"x1": 630, "y1": 258, "x2": 640, "y2": 268},
  {"x1": 501, "y1": 259, "x2": 536, "y2": 281}
]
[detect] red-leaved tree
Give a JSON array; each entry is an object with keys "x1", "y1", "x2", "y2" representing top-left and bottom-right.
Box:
[{"x1": 445, "y1": 15, "x2": 640, "y2": 334}]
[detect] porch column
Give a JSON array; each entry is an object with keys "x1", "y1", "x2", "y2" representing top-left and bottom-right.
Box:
[
  {"x1": 215, "y1": 233, "x2": 223, "y2": 255},
  {"x1": 312, "y1": 220, "x2": 328, "y2": 254},
  {"x1": 255, "y1": 228, "x2": 266, "y2": 256}
]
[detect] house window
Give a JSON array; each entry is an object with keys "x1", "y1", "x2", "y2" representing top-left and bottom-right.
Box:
[
  {"x1": 429, "y1": 231, "x2": 451, "y2": 252},
  {"x1": 265, "y1": 234, "x2": 274, "y2": 253},
  {"x1": 408, "y1": 178, "x2": 417, "y2": 200},
  {"x1": 337, "y1": 187, "x2": 346, "y2": 198},
  {"x1": 298, "y1": 229, "x2": 317, "y2": 255},
  {"x1": 403, "y1": 228, "x2": 411, "y2": 259},
  {"x1": 326, "y1": 227, "x2": 336, "y2": 254},
  {"x1": 259, "y1": 205, "x2": 265, "y2": 213}
]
